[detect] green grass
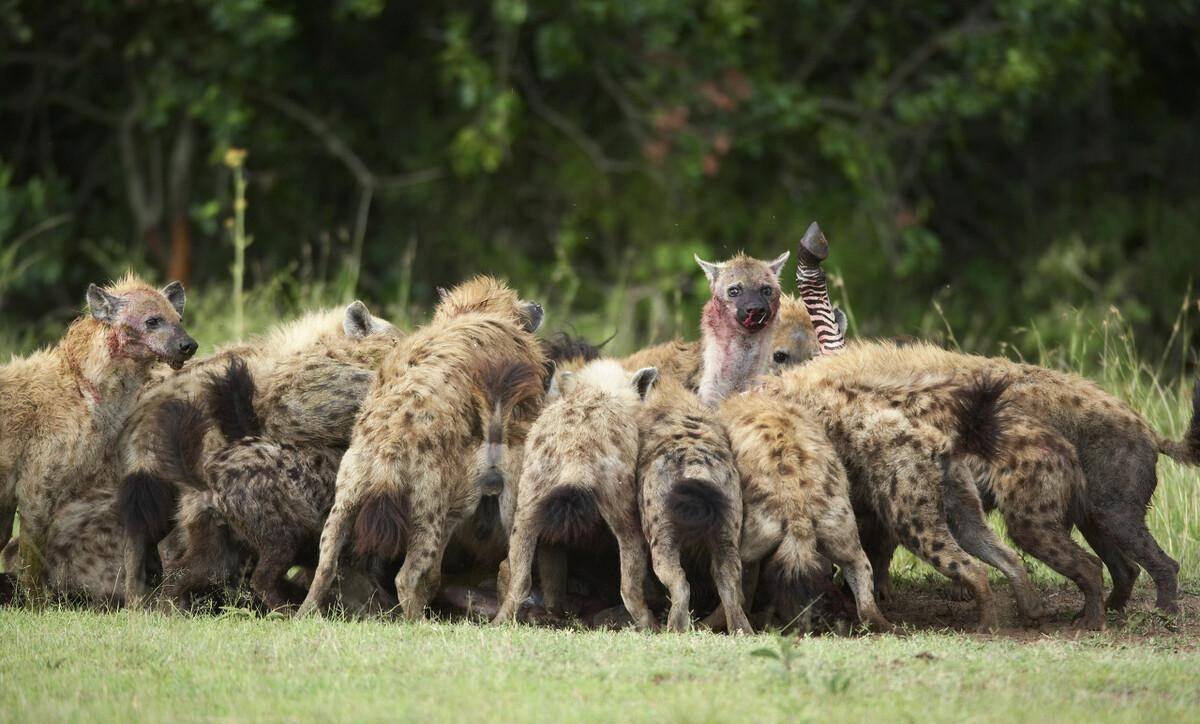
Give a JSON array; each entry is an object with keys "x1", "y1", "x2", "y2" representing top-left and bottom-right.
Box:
[{"x1": 1, "y1": 607, "x2": 1198, "y2": 723}]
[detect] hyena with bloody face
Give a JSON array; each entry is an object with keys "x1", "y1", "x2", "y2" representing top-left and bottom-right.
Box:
[
  {"x1": 0, "y1": 274, "x2": 196, "y2": 596},
  {"x1": 619, "y1": 292, "x2": 822, "y2": 389},
  {"x1": 693, "y1": 251, "x2": 790, "y2": 406},
  {"x1": 297, "y1": 277, "x2": 547, "y2": 619},
  {"x1": 493, "y1": 359, "x2": 660, "y2": 629},
  {"x1": 118, "y1": 302, "x2": 401, "y2": 606}
]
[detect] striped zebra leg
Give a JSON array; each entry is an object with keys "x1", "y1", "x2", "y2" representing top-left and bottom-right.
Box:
[{"x1": 796, "y1": 222, "x2": 846, "y2": 354}]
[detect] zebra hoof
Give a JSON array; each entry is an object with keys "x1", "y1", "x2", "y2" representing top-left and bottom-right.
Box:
[{"x1": 798, "y1": 221, "x2": 828, "y2": 265}]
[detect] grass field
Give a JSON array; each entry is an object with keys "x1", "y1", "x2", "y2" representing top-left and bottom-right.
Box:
[{"x1": 2, "y1": 585, "x2": 1198, "y2": 723}]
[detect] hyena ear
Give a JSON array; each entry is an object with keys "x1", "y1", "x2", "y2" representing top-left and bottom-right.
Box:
[
  {"x1": 160, "y1": 281, "x2": 186, "y2": 317},
  {"x1": 766, "y1": 251, "x2": 790, "y2": 279},
  {"x1": 694, "y1": 254, "x2": 724, "y2": 284},
  {"x1": 631, "y1": 366, "x2": 659, "y2": 401},
  {"x1": 87, "y1": 284, "x2": 124, "y2": 324},
  {"x1": 343, "y1": 300, "x2": 376, "y2": 338},
  {"x1": 518, "y1": 301, "x2": 544, "y2": 333},
  {"x1": 833, "y1": 307, "x2": 848, "y2": 336},
  {"x1": 541, "y1": 360, "x2": 558, "y2": 394},
  {"x1": 549, "y1": 370, "x2": 574, "y2": 399}
]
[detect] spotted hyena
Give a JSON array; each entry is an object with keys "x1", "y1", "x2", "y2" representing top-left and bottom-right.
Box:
[
  {"x1": 117, "y1": 302, "x2": 400, "y2": 606},
  {"x1": 787, "y1": 237, "x2": 1197, "y2": 616},
  {"x1": 0, "y1": 274, "x2": 196, "y2": 597},
  {"x1": 799, "y1": 339, "x2": 1200, "y2": 621},
  {"x1": 635, "y1": 375, "x2": 750, "y2": 633},
  {"x1": 298, "y1": 277, "x2": 547, "y2": 619},
  {"x1": 753, "y1": 366, "x2": 1032, "y2": 631},
  {"x1": 712, "y1": 389, "x2": 892, "y2": 631},
  {"x1": 692, "y1": 251, "x2": 790, "y2": 405},
  {"x1": 492, "y1": 359, "x2": 659, "y2": 629},
  {"x1": 149, "y1": 358, "x2": 346, "y2": 610}
]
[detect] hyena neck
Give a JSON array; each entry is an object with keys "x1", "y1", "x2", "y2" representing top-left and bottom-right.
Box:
[
  {"x1": 697, "y1": 298, "x2": 772, "y2": 407},
  {"x1": 56, "y1": 318, "x2": 150, "y2": 412}
]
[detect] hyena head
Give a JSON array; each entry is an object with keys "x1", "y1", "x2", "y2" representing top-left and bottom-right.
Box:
[
  {"x1": 695, "y1": 251, "x2": 790, "y2": 336},
  {"x1": 432, "y1": 275, "x2": 544, "y2": 333},
  {"x1": 556, "y1": 359, "x2": 658, "y2": 405},
  {"x1": 766, "y1": 294, "x2": 822, "y2": 373},
  {"x1": 87, "y1": 275, "x2": 197, "y2": 370}
]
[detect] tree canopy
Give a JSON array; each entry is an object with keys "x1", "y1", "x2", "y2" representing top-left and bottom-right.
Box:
[{"x1": 2, "y1": 0, "x2": 1198, "y2": 356}]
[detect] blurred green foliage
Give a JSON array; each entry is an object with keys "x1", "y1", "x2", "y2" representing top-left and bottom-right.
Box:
[{"x1": 1, "y1": 0, "x2": 1198, "y2": 363}]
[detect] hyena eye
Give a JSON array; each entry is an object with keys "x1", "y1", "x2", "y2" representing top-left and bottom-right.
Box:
[
  {"x1": 761, "y1": 286, "x2": 774, "y2": 297},
  {"x1": 727, "y1": 285, "x2": 741, "y2": 298},
  {"x1": 145, "y1": 316, "x2": 163, "y2": 330},
  {"x1": 773, "y1": 350, "x2": 789, "y2": 364}
]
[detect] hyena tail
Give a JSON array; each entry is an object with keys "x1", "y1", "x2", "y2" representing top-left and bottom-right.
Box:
[
  {"x1": 666, "y1": 477, "x2": 731, "y2": 550},
  {"x1": 205, "y1": 357, "x2": 262, "y2": 441},
  {"x1": 535, "y1": 486, "x2": 603, "y2": 546},
  {"x1": 353, "y1": 488, "x2": 410, "y2": 561},
  {"x1": 949, "y1": 374, "x2": 1011, "y2": 461},
  {"x1": 762, "y1": 528, "x2": 830, "y2": 632},
  {"x1": 154, "y1": 399, "x2": 211, "y2": 490},
  {"x1": 472, "y1": 358, "x2": 547, "y2": 495},
  {"x1": 117, "y1": 470, "x2": 180, "y2": 543},
  {"x1": 1159, "y1": 377, "x2": 1200, "y2": 466},
  {"x1": 539, "y1": 331, "x2": 609, "y2": 365}
]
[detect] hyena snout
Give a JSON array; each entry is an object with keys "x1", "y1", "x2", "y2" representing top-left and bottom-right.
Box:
[
  {"x1": 476, "y1": 466, "x2": 505, "y2": 496},
  {"x1": 736, "y1": 299, "x2": 772, "y2": 331},
  {"x1": 165, "y1": 332, "x2": 198, "y2": 369},
  {"x1": 519, "y1": 301, "x2": 545, "y2": 333}
]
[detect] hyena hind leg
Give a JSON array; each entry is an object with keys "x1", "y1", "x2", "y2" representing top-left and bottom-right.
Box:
[
  {"x1": 1077, "y1": 515, "x2": 1139, "y2": 612},
  {"x1": 708, "y1": 540, "x2": 752, "y2": 634},
  {"x1": 648, "y1": 535, "x2": 692, "y2": 632},
  {"x1": 297, "y1": 499, "x2": 359, "y2": 617},
  {"x1": 942, "y1": 465, "x2": 1044, "y2": 622},
  {"x1": 1005, "y1": 512, "x2": 1105, "y2": 630}
]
